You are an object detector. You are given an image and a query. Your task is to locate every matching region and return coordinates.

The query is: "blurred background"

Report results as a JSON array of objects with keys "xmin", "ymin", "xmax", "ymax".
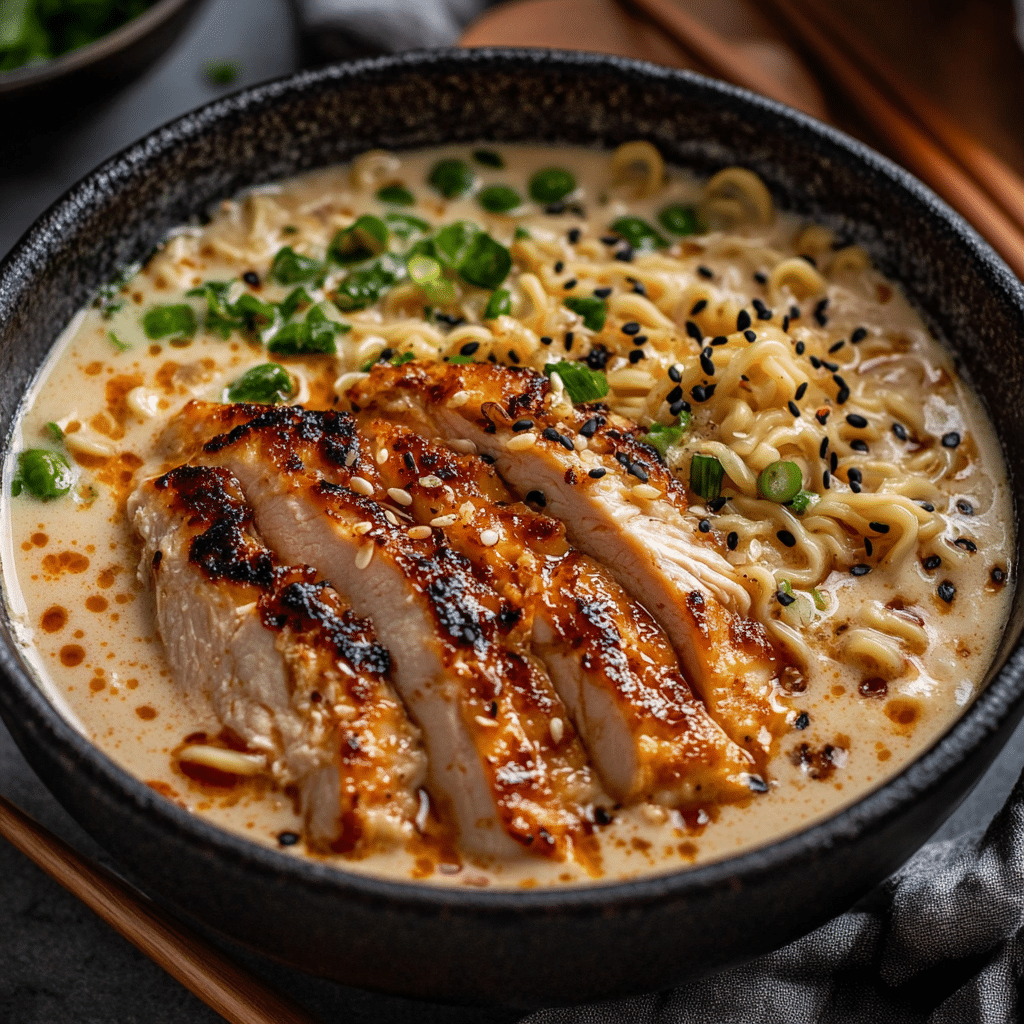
[{"xmin": 2, "ymin": 1, "xmax": 1023, "ymax": 1021}]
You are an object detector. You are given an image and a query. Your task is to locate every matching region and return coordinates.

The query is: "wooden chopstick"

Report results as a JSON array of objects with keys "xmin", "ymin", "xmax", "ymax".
[
  {"xmin": 790, "ymin": 0, "xmax": 1024, "ymax": 239},
  {"xmin": 0, "ymin": 793, "xmax": 322, "ymax": 1024},
  {"xmin": 760, "ymin": 0, "xmax": 1024, "ymax": 282}
]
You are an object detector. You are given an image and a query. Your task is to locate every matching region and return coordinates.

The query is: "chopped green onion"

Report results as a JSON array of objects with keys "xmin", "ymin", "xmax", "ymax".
[
  {"xmin": 329, "ymin": 215, "xmax": 389, "ymax": 266},
  {"xmin": 563, "ymin": 296, "xmax": 606, "ymax": 332},
  {"xmin": 609, "ymin": 216, "xmax": 668, "ymax": 250},
  {"xmin": 637, "ymin": 417, "xmax": 690, "ymax": 458},
  {"xmin": 14, "ymin": 450, "xmax": 73, "ymax": 501},
  {"xmin": 333, "ymin": 260, "xmax": 398, "ymax": 312},
  {"xmin": 266, "ymin": 306, "xmax": 345, "ymax": 356},
  {"xmin": 407, "ymin": 254, "xmax": 455, "ymax": 305},
  {"xmin": 376, "ymin": 183, "xmax": 415, "ymax": 206},
  {"xmin": 206, "ymin": 61, "xmax": 239, "ymax": 86},
  {"xmin": 433, "ymin": 221, "xmax": 479, "ymax": 270},
  {"xmin": 45, "ymin": 422, "xmax": 64, "ymax": 442},
  {"xmin": 543, "ymin": 361, "xmax": 608, "ymax": 403},
  {"xmin": 428, "ymin": 159, "xmax": 474, "ymax": 199},
  {"xmin": 391, "ymin": 351, "xmax": 416, "ymax": 366},
  {"xmin": 812, "ymin": 588, "xmax": 827, "ymax": 611},
  {"xmin": 230, "ymin": 293, "xmax": 278, "ymax": 334},
  {"xmin": 225, "ymin": 364, "xmax": 294, "ymax": 404},
  {"xmin": 657, "ymin": 204, "xmax": 700, "ymax": 236},
  {"xmin": 529, "ymin": 167, "xmax": 576, "ymax": 204},
  {"xmin": 142, "ymin": 304, "xmax": 196, "ymax": 340},
  {"xmin": 484, "ymin": 288, "xmax": 512, "ymax": 319},
  {"xmin": 478, "ymin": 185, "xmax": 521, "ymax": 213},
  {"xmin": 385, "ymin": 212, "xmax": 431, "ymax": 240},
  {"xmin": 758, "ymin": 460, "xmax": 803, "ymax": 503},
  {"xmin": 456, "ymin": 233, "xmax": 512, "ymax": 289},
  {"xmin": 690, "ymin": 454, "xmax": 725, "ymax": 501},
  {"xmin": 789, "ymin": 489, "xmax": 817, "ymax": 514},
  {"xmin": 278, "ymin": 287, "xmax": 313, "ymax": 321},
  {"xmin": 107, "ymin": 330, "xmax": 130, "ymax": 352},
  {"xmin": 447, "ymin": 354, "xmax": 475, "ymax": 365},
  {"xmin": 513, "ymin": 226, "xmax": 531, "ymax": 240},
  {"xmin": 270, "ymin": 246, "xmax": 323, "ymax": 284},
  {"xmin": 472, "ymin": 149, "xmax": 504, "ymax": 168}
]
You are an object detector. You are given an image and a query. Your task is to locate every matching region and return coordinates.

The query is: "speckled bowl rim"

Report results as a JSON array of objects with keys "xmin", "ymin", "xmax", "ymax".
[{"xmin": 2, "ymin": 48, "xmax": 1024, "ymax": 924}]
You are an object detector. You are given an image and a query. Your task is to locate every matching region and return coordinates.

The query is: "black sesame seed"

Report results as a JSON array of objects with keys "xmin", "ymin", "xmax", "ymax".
[
  {"xmin": 632, "ymin": 281, "xmax": 647, "ymax": 295},
  {"xmin": 601, "ymin": 235, "xmax": 619, "ymax": 246},
  {"xmin": 850, "ymin": 439, "xmax": 869, "ymax": 453},
  {"xmin": 924, "ymin": 555, "xmax": 942, "ymax": 570},
  {"xmin": 526, "ymin": 489, "xmax": 546, "ymax": 506},
  {"xmin": 790, "ymin": 305, "xmax": 801, "ymax": 319},
  {"xmin": 593, "ymin": 286, "xmax": 612, "ymax": 298},
  {"xmin": 727, "ymin": 531, "xmax": 739, "ymax": 550},
  {"xmin": 629, "ymin": 463, "xmax": 649, "ymax": 482},
  {"xmin": 954, "ymin": 537, "xmax": 977, "ymax": 553},
  {"xmin": 794, "ymin": 712, "xmax": 810, "ymax": 730},
  {"xmin": 540, "ymin": 335, "xmax": 553, "ymax": 345},
  {"xmin": 701, "ymin": 349, "xmax": 716, "ymax": 375},
  {"xmin": 777, "ymin": 529, "xmax": 797, "ymax": 547},
  {"xmin": 554, "ymin": 260, "xmax": 564, "ymax": 273},
  {"xmin": 814, "ymin": 297, "xmax": 829, "ymax": 326},
  {"xmin": 698, "ymin": 265, "xmax": 714, "ymax": 279},
  {"xmin": 748, "ymin": 775, "xmax": 769, "ymax": 793},
  {"xmin": 278, "ymin": 831, "xmax": 300, "ymax": 846},
  {"xmin": 801, "ymin": 254, "xmax": 817, "ymax": 266},
  {"xmin": 594, "ymin": 806, "xmax": 613, "ymax": 825},
  {"xmin": 563, "ymin": 278, "xmax": 577, "ymax": 290},
  {"xmin": 847, "ymin": 467, "xmax": 862, "ymax": 483},
  {"xmin": 851, "ymin": 564, "xmax": 871, "ymax": 576},
  {"xmin": 754, "ymin": 271, "xmax": 768, "ymax": 285},
  {"xmin": 699, "ymin": 519, "xmax": 711, "ymax": 533},
  {"xmin": 795, "ymin": 382, "xmax": 808, "ymax": 400},
  {"xmin": 691, "ymin": 299, "xmax": 708, "ymax": 315},
  {"xmin": 782, "ymin": 316, "xmax": 790, "ymax": 332},
  {"xmin": 564, "ymin": 332, "xmax": 574, "ymax": 351},
  {"xmin": 744, "ymin": 330, "xmax": 757, "ymax": 343},
  {"xmin": 512, "ymin": 419, "xmax": 534, "ymax": 432},
  {"xmin": 480, "ymin": 453, "xmax": 496, "ymax": 464},
  {"xmin": 920, "ymin": 502, "xmax": 935, "ymax": 512},
  {"xmin": 488, "ymin": 700, "xmax": 499, "ymax": 717},
  {"xmin": 615, "ymin": 247, "xmax": 634, "ymax": 262},
  {"xmin": 621, "ymin": 321, "xmax": 641, "ymax": 335},
  {"xmin": 508, "ymin": 350, "xmax": 520, "ymax": 363},
  {"xmin": 711, "ymin": 334, "xmax": 729, "ymax": 346},
  {"xmin": 580, "ymin": 416, "xmax": 601, "ymax": 438},
  {"xmin": 809, "ymin": 355, "xmax": 822, "ymax": 369},
  {"xmin": 830, "ymin": 451, "xmax": 838, "ymax": 472},
  {"xmin": 864, "ymin": 538, "xmax": 874, "ymax": 556},
  {"xmin": 957, "ymin": 500, "xmax": 974, "ymax": 515},
  {"xmin": 380, "ymin": 348, "xmax": 394, "ymax": 361},
  {"xmin": 937, "ymin": 581, "xmax": 956, "ymax": 603},
  {"xmin": 691, "ymin": 384, "xmax": 716, "ymax": 402},
  {"xmin": 836, "ymin": 387, "xmax": 851, "ymax": 405},
  {"xmin": 668, "ymin": 364, "xmax": 682, "ymax": 384},
  {"xmin": 629, "ymin": 349, "xmax": 646, "ymax": 363},
  {"xmin": 709, "ymin": 496, "xmax": 727, "ymax": 513},
  {"xmin": 829, "ymin": 340, "xmax": 846, "ymax": 354},
  {"xmin": 846, "ymin": 413, "xmax": 868, "ymax": 428},
  {"xmin": 567, "ymin": 228, "xmax": 581, "ymax": 244},
  {"xmin": 850, "ymin": 480, "xmax": 862, "ymax": 493},
  {"xmin": 669, "ymin": 400, "xmax": 688, "ymax": 416},
  {"xmin": 242, "ymin": 270, "xmax": 260, "ymax": 287},
  {"xmin": 788, "ymin": 400, "xmax": 800, "ymax": 417},
  {"xmin": 755, "ymin": 302, "xmax": 773, "ymax": 321},
  {"xmin": 819, "ymin": 437, "xmax": 829, "ymax": 458},
  {"xmin": 942, "ymin": 432, "xmax": 961, "ymax": 448},
  {"xmin": 823, "ymin": 360, "xmax": 840, "ymax": 373},
  {"xmin": 459, "ymin": 341, "xmax": 480, "ymax": 356},
  {"xmin": 795, "ymin": 341, "xmax": 805, "ymax": 355},
  {"xmin": 546, "ymin": 202, "xmax": 566, "ymax": 215},
  {"xmin": 542, "ymin": 427, "xmax": 574, "ymax": 450},
  {"xmin": 823, "ymin": 470, "xmax": 831, "ymax": 489},
  {"xmin": 737, "ymin": 309, "xmax": 752, "ymax": 331},
  {"xmin": 992, "ymin": 566, "xmax": 1007, "ymax": 585},
  {"xmin": 892, "ymin": 422, "xmax": 908, "ymax": 441},
  {"xmin": 667, "ymin": 385, "xmax": 683, "ymax": 404},
  {"xmin": 776, "ymin": 590, "xmax": 796, "ymax": 606},
  {"xmin": 851, "ymin": 327, "xmax": 867, "ymax": 343},
  {"xmin": 686, "ymin": 320, "xmax": 704, "ymax": 342},
  {"xmin": 869, "ymin": 521, "xmax": 890, "ymax": 534},
  {"xmin": 588, "ymin": 468, "xmax": 606, "ymax": 479}
]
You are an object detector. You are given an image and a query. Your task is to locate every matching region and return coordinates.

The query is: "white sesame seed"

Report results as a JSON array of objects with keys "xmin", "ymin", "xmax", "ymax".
[
  {"xmin": 643, "ymin": 803, "xmax": 668, "ymax": 825},
  {"xmin": 549, "ymin": 717, "xmax": 564, "ymax": 744},
  {"xmin": 344, "ymin": 449, "xmax": 358, "ymax": 468},
  {"xmin": 430, "ymin": 514, "xmax": 458, "ymax": 527},
  {"xmin": 383, "ymin": 509, "xmax": 400, "ymax": 526},
  {"xmin": 355, "ymin": 543, "xmax": 374, "ymax": 570},
  {"xmin": 376, "ymin": 448, "xmax": 389, "ymax": 464},
  {"xmin": 349, "ymin": 476, "xmax": 374, "ymax": 496},
  {"xmin": 479, "ymin": 529, "xmax": 500, "ymax": 547},
  {"xmin": 448, "ymin": 438, "xmax": 477, "ymax": 454},
  {"xmin": 549, "ymin": 372, "xmax": 564, "ymax": 397},
  {"xmin": 459, "ymin": 501, "xmax": 476, "ymax": 515},
  {"xmin": 573, "ymin": 435, "xmax": 588, "ymax": 451},
  {"xmin": 505, "ymin": 432, "xmax": 537, "ymax": 451},
  {"xmin": 474, "ymin": 715, "xmax": 499, "ymax": 728},
  {"xmin": 449, "ymin": 390, "xmax": 470, "ymax": 408},
  {"xmin": 407, "ymin": 525, "xmax": 433, "ymax": 540},
  {"xmin": 353, "ymin": 521, "xmax": 373, "ymax": 535},
  {"xmin": 419, "ymin": 475, "xmax": 443, "ymax": 488},
  {"xmin": 631, "ymin": 483, "xmax": 662, "ymax": 501},
  {"xmin": 387, "ymin": 486, "xmax": 413, "ymax": 506}
]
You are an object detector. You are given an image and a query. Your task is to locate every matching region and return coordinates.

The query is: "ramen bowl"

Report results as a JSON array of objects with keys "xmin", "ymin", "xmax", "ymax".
[{"xmin": 1, "ymin": 50, "xmax": 1023, "ymax": 1008}]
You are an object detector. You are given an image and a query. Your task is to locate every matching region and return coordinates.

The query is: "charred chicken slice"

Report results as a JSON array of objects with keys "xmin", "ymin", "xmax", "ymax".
[
  {"xmin": 348, "ymin": 363, "xmax": 789, "ymax": 754},
  {"xmin": 128, "ymin": 464, "xmax": 425, "ymax": 853},
  {"xmin": 167, "ymin": 401, "xmax": 606, "ymax": 865}
]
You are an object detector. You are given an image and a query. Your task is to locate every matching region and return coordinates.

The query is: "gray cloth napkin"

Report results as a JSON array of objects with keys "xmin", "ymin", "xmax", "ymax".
[{"xmin": 287, "ymin": 3, "xmax": 1024, "ymax": 1019}]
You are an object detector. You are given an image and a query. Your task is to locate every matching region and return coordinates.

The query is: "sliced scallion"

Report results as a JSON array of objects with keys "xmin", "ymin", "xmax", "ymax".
[
  {"xmin": 690, "ymin": 453, "xmax": 725, "ymax": 501},
  {"xmin": 758, "ymin": 460, "xmax": 802, "ymax": 503},
  {"xmin": 543, "ymin": 361, "xmax": 608, "ymax": 403}
]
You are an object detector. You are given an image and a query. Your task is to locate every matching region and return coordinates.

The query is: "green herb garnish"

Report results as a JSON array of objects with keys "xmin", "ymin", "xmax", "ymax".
[
  {"xmin": 225, "ymin": 364, "xmax": 294, "ymax": 404},
  {"xmin": 377, "ymin": 183, "xmax": 415, "ymax": 206},
  {"xmin": 329, "ymin": 215, "xmax": 389, "ymax": 266},
  {"xmin": 270, "ymin": 246, "xmax": 323, "ymax": 285},
  {"xmin": 267, "ymin": 306, "xmax": 346, "ymax": 356},
  {"xmin": 478, "ymin": 185, "xmax": 521, "ymax": 214},
  {"xmin": 407, "ymin": 254, "xmax": 456, "ymax": 305},
  {"xmin": 472, "ymin": 149, "xmax": 504, "ymax": 168},
  {"xmin": 484, "ymin": 288, "xmax": 512, "ymax": 319},
  {"xmin": 758, "ymin": 460, "xmax": 802, "ymax": 503},
  {"xmin": 657, "ymin": 204, "xmax": 700, "ymax": 236},
  {"xmin": 529, "ymin": 167, "xmax": 576, "ymax": 204},
  {"xmin": 447, "ymin": 354, "xmax": 475, "ymax": 364},
  {"xmin": 513, "ymin": 226, "xmax": 531, "ymax": 240},
  {"xmin": 428, "ymin": 159, "xmax": 474, "ymax": 199},
  {"xmin": 563, "ymin": 296, "xmax": 606, "ymax": 332},
  {"xmin": 457, "ymin": 233, "xmax": 512, "ymax": 289},
  {"xmin": 45, "ymin": 422, "xmax": 64, "ymax": 442},
  {"xmin": 385, "ymin": 212, "xmax": 431, "ymax": 240},
  {"xmin": 609, "ymin": 217, "xmax": 668, "ymax": 250},
  {"xmin": 789, "ymin": 489, "xmax": 817, "ymax": 513},
  {"xmin": 543, "ymin": 361, "xmax": 608, "ymax": 403},
  {"xmin": 334, "ymin": 260, "xmax": 398, "ymax": 312},
  {"xmin": 278, "ymin": 287, "xmax": 313, "ymax": 321},
  {"xmin": 638, "ymin": 418, "xmax": 690, "ymax": 458},
  {"xmin": 690, "ymin": 454, "xmax": 725, "ymax": 501},
  {"xmin": 206, "ymin": 61, "xmax": 239, "ymax": 86},
  {"xmin": 12, "ymin": 450, "xmax": 73, "ymax": 500},
  {"xmin": 108, "ymin": 330, "xmax": 130, "ymax": 352},
  {"xmin": 142, "ymin": 304, "xmax": 196, "ymax": 340}
]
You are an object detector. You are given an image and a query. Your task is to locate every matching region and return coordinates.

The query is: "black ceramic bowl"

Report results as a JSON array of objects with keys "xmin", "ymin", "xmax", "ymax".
[{"xmin": 2, "ymin": 50, "xmax": 1024, "ymax": 1009}]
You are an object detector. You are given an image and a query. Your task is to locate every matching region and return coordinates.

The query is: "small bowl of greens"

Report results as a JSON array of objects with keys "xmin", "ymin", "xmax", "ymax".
[{"xmin": 0, "ymin": 0, "xmax": 206, "ymax": 106}]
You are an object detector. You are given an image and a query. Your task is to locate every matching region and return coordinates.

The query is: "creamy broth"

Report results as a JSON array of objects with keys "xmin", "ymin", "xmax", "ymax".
[{"xmin": 1, "ymin": 145, "xmax": 1013, "ymax": 888}]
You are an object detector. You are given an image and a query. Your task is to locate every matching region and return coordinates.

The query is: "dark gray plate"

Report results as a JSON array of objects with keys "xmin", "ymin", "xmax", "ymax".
[{"xmin": 1, "ymin": 50, "xmax": 1023, "ymax": 1008}]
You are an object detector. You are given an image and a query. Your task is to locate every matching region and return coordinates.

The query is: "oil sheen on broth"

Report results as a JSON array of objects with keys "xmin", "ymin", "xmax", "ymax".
[{"xmin": 1, "ymin": 144, "xmax": 1013, "ymax": 889}]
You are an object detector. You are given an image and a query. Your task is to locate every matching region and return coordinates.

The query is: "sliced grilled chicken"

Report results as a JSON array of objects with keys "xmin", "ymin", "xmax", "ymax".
[
  {"xmin": 128, "ymin": 464, "xmax": 425, "ymax": 854},
  {"xmin": 169, "ymin": 401, "xmax": 606, "ymax": 865},
  {"xmin": 349, "ymin": 363, "xmax": 788, "ymax": 754},
  {"xmin": 363, "ymin": 417, "xmax": 762, "ymax": 804}
]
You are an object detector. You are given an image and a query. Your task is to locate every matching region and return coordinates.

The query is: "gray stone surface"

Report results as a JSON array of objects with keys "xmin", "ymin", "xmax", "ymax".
[{"xmin": 2, "ymin": 2, "xmax": 1023, "ymax": 1018}]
